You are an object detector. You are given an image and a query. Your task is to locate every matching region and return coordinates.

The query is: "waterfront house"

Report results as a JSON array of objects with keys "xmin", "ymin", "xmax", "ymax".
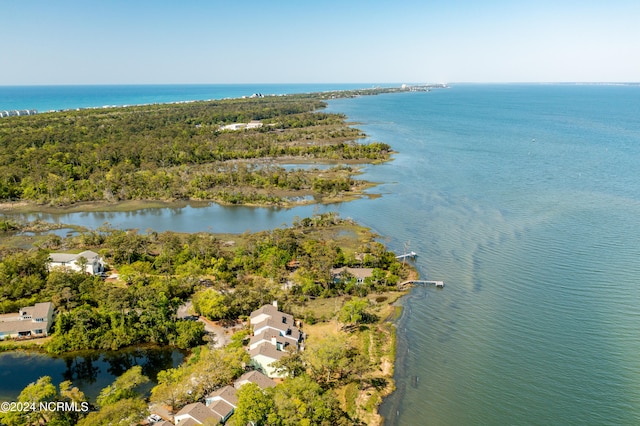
[
  {"xmin": 48, "ymin": 250, "xmax": 105, "ymax": 275},
  {"xmin": 0, "ymin": 302, "xmax": 54, "ymax": 340},
  {"xmin": 331, "ymin": 266, "xmax": 374, "ymax": 284},
  {"xmin": 251, "ymin": 303, "xmax": 300, "ymax": 346}
]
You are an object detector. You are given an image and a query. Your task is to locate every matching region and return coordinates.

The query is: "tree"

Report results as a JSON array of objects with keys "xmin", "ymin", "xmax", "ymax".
[
  {"xmin": 303, "ymin": 335, "xmax": 362, "ymax": 387},
  {"xmin": 271, "ymin": 349, "xmax": 305, "ymax": 378},
  {"xmin": 53, "ymin": 380, "xmax": 89, "ymax": 426},
  {"xmin": 0, "ymin": 376, "xmax": 57, "ymax": 426},
  {"xmin": 150, "ymin": 367, "xmax": 192, "ymax": 410},
  {"xmin": 151, "ymin": 346, "xmax": 250, "ymax": 410},
  {"xmin": 77, "ymin": 397, "xmax": 147, "ymax": 426},
  {"xmin": 231, "ymin": 383, "xmax": 275, "ymax": 426},
  {"xmin": 338, "ymin": 297, "xmax": 371, "ymax": 327},
  {"xmin": 270, "ymin": 375, "xmax": 345, "ymax": 426},
  {"xmin": 193, "ymin": 288, "xmax": 230, "ymax": 320},
  {"xmin": 96, "ymin": 366, "xmax": 149, "ymax": 407},
  {"xmin": 76, "ymin": 367, "xmax": 150, "ymax": 426},
  {"xmin": 174, "ymin": 320, "xmax": 205, "ymax": 349}
]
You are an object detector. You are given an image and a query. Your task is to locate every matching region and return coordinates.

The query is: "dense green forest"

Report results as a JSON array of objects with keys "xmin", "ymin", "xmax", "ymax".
[
  {"xmin": 0, "ymin": 213, "xmax": 407, "ymax": 425},
  {"xmin": 0, "ymin": 213, "xmax": 406, "ymax": 353},
  {"xmin": 0, "ymin": 95, "xmax": 392, "ymax": 206}
]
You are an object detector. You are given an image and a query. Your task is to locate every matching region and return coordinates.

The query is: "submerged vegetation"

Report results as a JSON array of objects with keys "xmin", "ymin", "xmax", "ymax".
[{"xmin": 0, "ymin": 94, "xmax": 393, "ymax": 207}]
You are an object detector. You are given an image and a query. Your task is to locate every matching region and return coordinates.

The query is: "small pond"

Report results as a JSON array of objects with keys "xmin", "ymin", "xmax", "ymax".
[{"xmin": 0, "ymin": 346, "xmax": 185, "ymax": 402}]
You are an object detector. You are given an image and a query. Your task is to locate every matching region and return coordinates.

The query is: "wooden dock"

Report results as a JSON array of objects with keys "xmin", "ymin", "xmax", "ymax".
[
  {"xmin": 399, "ymin": 280, "xmax": 445, "ymax": 288},
  {"xmin": 396, "ymin": 251, "xmax": 418, "ymax": 261}
]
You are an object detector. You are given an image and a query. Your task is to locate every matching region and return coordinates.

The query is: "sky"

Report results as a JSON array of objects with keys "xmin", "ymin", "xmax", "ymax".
[{"xmin": 1, "ymin": 0, "xmax": 639, "ymax": 85}]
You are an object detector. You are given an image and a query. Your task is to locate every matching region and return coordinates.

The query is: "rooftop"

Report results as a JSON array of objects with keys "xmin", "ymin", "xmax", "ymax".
[
  {"xmin": 249, "ymin": 342, "xmax": 287, "ymax": 361},
  {"xmin": 235, "ymin": 370, "xmax": 277, "ymax": 389}
]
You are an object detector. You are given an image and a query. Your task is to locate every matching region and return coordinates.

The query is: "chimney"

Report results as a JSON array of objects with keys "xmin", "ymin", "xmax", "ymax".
[{"xmin": 272, "ymin": 300, "xmax": 278, "ymax": 309}]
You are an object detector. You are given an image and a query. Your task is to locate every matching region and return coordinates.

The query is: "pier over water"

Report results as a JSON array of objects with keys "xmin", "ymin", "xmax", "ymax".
[{"xmin": 400, "ymin": 280, "xmax": 445, "ymax": 288}]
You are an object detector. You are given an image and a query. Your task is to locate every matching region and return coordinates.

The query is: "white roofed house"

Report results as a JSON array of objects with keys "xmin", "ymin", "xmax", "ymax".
[{"xmin": 48, "ymin": 250, "xmax": 105, "ymax": 275}]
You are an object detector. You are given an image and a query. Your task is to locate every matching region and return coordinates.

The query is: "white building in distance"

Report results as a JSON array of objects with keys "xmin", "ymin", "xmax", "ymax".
[{"xmin": 48, "ymin": 250, "xmax": 105, "ymax": 275}]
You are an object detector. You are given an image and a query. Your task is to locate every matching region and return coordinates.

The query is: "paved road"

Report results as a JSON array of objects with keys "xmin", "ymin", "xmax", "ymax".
[{"xmin": 176, "ymin": 300, "xmax": 233, "ymax": 348}]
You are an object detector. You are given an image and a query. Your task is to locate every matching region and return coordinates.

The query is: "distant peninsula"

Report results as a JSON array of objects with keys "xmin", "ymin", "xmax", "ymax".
[{"xmin": 0, "ymin": 86, "xmax": 442, "ymax": 211}]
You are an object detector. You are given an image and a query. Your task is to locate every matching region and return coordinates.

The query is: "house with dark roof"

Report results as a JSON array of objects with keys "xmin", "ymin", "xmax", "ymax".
[
  {"xmin": 205, "ymin": 385, "xmax": 238, "ymax": 406},
  {"xmin": 207, "ymin": 400, "xmax": 234, "ymax": 424},
  {"xmin": 0, "ymin": 302, "xmax": 54, "ymax": 340}
]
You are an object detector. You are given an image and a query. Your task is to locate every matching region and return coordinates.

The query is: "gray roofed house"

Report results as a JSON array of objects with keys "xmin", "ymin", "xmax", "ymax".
[
  {"xmin": 251, "ymin": 317, "xmax": 301, "ymax": 347},
  {"xmin": 249, "ymin": 328, "xmax": 289, "ymax": 351},
  {"xmin": 248, "ymin": 303, "xmax": 303, "ymax": 378},
  {"xmin": 250, "ymin": 303, "xmax": 293, "ymax": 326},
  {"xmin": 48, "ymin": 250, "xmax": 104, "ymax": 275},
  {"xmin": 0, "ymin": 302, "xmax": 54, "ymax": 340},
  {"xmin": 205, "ymin": 385, "xmax": 238, "ymax": 408},
  {"xmin": 174, "ymin": 402, "xmax": 220, "ymax": 425},
  {"xmin": 234, "ymin": 370, "xmax": 277, "ymax": 389},
  {"xmin": 249, "ymin": 342, "xmax": 288, "ymax": 378},
  {"xmin": 176, "ymin": 418, "xmax": 201, "ymax": 426},
  {"xmin": 207, "ymin": 400, "xmax": 234, "ymax": 423}
]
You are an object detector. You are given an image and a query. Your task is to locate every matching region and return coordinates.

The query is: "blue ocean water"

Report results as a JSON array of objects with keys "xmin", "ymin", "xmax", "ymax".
[
  {"xmin": 0, "ymin": 83, "xmax": 384, "ymax": 112},
  {"xmin": 323, "ymin": 84, "xmax": 640, "ymax": 425},
  {"xmin": 2, "ymin": 84, "xmax": 640, "ymax": 425}
]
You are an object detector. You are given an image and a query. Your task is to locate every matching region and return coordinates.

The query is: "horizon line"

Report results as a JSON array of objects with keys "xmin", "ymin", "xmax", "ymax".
[{"xmin": 2, "ymin": 81, "xmax": 640, "ymax": 88}]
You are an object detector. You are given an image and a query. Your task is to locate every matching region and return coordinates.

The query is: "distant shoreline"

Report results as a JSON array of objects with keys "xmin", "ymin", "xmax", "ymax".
[{"xmin": 0, "ymin": 83, "xmax": 447, "ymax": 114}]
